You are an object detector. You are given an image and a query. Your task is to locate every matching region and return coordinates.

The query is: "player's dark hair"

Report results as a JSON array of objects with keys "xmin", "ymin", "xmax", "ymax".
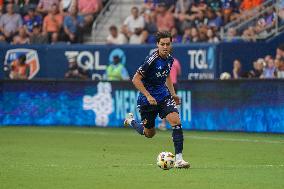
[{"xmin": 156, "ymin": 31, "xmax": 172, "ymax": 43}]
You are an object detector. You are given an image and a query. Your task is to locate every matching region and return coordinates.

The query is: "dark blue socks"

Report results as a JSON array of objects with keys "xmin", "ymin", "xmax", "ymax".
[
  {"xmin": 172, "ymin": 124, "xmax": 184, "ymax": 154},
  {"xmin": 131, "ymin": 120, "xmax": 144, "ymax": 135}
]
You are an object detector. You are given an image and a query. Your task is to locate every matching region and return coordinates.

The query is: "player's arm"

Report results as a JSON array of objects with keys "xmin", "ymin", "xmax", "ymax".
[
  {"xmin": 166, "ymin": 75, "xmax": 181, "ymax": 105},
  {"xmin": 166, "ymin": 75, "xmax": 176, "ymax": 96},
  {"xmin": 132, "ymin": 72, "xmax": 157, "ymax": 105}
]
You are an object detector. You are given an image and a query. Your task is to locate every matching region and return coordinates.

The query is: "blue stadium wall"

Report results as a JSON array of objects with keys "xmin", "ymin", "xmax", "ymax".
[
  {"xmin": 0, "ymin": 42, "xmax": 278, "ymax": 80},
  {"xmin": 0, "ymin": 80, "xmax": 284, "ymax": 133},
  {"xmin": 1, "ymin": 43, "xmax": 283, "ymax": 133}
]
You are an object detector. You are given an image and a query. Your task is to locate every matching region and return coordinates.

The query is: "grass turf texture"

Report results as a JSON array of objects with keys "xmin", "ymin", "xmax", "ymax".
[{"xmin": 0, "ymin": 127, "xmax": 284, "ymax": 189}]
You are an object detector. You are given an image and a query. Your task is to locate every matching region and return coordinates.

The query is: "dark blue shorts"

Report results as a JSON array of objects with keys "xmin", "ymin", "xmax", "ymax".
[{"xmin": 138, "ymin": 96, "xmax": 179, "ymax": 129}]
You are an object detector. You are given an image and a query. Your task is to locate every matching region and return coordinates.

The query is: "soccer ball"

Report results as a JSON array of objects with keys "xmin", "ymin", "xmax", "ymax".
[{"xmin": 157, "ymin": 152, "xmax": 175, "ymax": 170}]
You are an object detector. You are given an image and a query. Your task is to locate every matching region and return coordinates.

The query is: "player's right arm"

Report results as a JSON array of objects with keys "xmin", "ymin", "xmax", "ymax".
[{"xmin": 132, "ymin": 72, "xmax": 157, "ymax": 105}]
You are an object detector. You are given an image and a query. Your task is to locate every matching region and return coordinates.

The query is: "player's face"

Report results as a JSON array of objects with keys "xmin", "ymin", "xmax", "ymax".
[{"xmin": 157, "ymin": 38, "xmax": 172, "ymax": 58}]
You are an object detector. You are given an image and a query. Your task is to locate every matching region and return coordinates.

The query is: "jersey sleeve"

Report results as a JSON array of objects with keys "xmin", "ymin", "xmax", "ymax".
[
  {"xmin": 137, "ymin": 51, "xmax": 158, "ymax": 77},
  {"xmin": 137, "ymin": 60, "xmax": 150, "ymax": 78}
]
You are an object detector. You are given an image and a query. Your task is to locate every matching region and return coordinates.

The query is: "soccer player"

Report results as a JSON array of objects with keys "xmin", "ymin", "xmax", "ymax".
[{"xmin": 124, "ymin": 31, "xmax": 190, "ymax": 168}]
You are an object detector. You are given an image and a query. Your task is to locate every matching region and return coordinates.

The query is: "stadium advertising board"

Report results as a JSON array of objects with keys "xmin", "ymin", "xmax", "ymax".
[
  {"xmin": 0, "ymin": 44, "xmax": 217, "ymax": 80},
  {"xmin": 1, "ymin": 80, "xmax": 283, "ymax": 133}
]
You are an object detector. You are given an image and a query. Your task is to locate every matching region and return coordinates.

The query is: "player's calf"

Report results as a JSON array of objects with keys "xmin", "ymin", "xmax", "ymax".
[{"xmin": 124, "ymin": 113, "xmax": 144, "ymax": 135}]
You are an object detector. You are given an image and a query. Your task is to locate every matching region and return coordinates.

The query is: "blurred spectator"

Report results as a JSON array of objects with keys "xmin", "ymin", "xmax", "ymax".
[
  {"xmin": 42, "ymin": 3, "xmax": 63, "ymax": 43},
  {"xmin": 129, "ymin": 28, "xmax": 147, "ymax": 44},
  {"xmin": 9, "ymin": 54, "xmax": 30, "ymax": 80},
  {"xmin": 155, "ymin": 3, "xmax": 175, "ymax": 32},
  {"xmin": 248, "ymin": 59, "xmax": 264, "ymax": 78},
  {"xmin": 156, "ymin": 0, "xmax": 176, "ymax": 9},
  {"xmin": 276, "ymin": 58, "xmax": 284, "ymax": 78},
  {"xmin": 242, "ymin": 26, "xmax": 256, "ymax": 42},
  {"xmin": 23, "ymin": 7, "xmax": 42, "ymax": 35},
  {"xmin": 224, "ymin": 27, "xmax": 239, "ymax": 42},
  {"xmin": 29, "ymin": 22, "xmax": 48, "ymax": 44},
  {"xmin": 207, "ymin": 27, "xmax": 219, "ymax": 43},
  {"xmin": 174, "ymin": 1, "xmax": 195, "ymax": 33},
  {"xmin": 240, "ymin": 0, "xmax": 262, "ymax": 12},
  {"xmin": 206, "ymin": 8, "xmax": 222, "ymax": 29},
  {"xmin": 12, "ymin": 26, "xmax": 30, "ymax": 44},
  {"xmin": 278, "ymin": 0, "xmax": 284, "ymax": 23},
  {"xmin": 275, "ymin": 44, "xmax": 284, "ymax": 78},
  {"xmin": 122, "ymin": 6, "xmax": 147, "ymax": 44},
  {"xmin": 144, "ymin": 12, "xmax": 157, "ymax": 43},
  {"xmin": 265, "ymin": 7, "xmax": 276, "ymax": 27},
  {"xmin": 191, "ymin": 0, "xmax": 207, "ymax": 13},
  {"xmin": 232, "ymin": 59, "xmax": 243, "ymax": 79},
  {"xmin": 106, "ymin": 25, "xmax": 127, "ymax": 45},
  {"xmin": 171, "ymin": 27, "xmax": 182, "ymax": 43},
  {"xmin": 190, "ymin": 27, "xmax": 200, "ymax": 42},
  {"xmin": 78, "ymin": 0, "xmax": 102, "ymax": 28},
  {"xmin": 207, "ymin": 0, "xmax": 221, "ymax": 12},
  {"xmin": 142, "ymin": 0, "xmax": 156, "ymax": 15},
  {"xmin": 0, "ymin": 33, "xmax": 6, "ymax": 44},
  {"xmin": 105, "ymin": 55, "xmax": 129, "ymax": 81},
  {"xmin": 181, "ymin": 27, "xmax": 191, "ymax": 43},
  {"xmin": 199, "ymin": 28, "xmax": 208, "ymax": 42},
  {"xmin": 37, "ymin": 0, "xmax": 59, "ymax": 15},
  {"xmin": 170, "ymin": 58, "xmax": 181, "ymax": 88},
  {"xmin": 276, "ymin": 43, "xmax": 284, "ymax": 60},
  {"xmin": 65, "ymin": 57, "xmax": 90, "ymax": 79},
  {"xmin": 261, "ymin": 57, "xmax": 276, "ymax": 78},
  {"xmin": 221, "ymin": 0, "xmax": 237, "ymax": 24},
  {"xmin": 63, "ymin": 6, "xmax": 84, "ymax": 43},
  {"xmin": 60, "ymin": 0, "xmax": 77, "ymax": 13},
  {"xmin": 193, "ymin": 10, "xmax": 207, "ymax": 28},
  {"xmin": 13, "ymin": 0, "xmax": 31, "ymax": 15},
  {"xmin": 0, "ymin": 3, "xmax": 23, "ymax": 42},
  {"xmin": 0, "ymin": 0, "xmax": 3, "ymax": 11},
  {"xmin": 174, "ymin": 0, "xmax": 192, "ymax": 15}
]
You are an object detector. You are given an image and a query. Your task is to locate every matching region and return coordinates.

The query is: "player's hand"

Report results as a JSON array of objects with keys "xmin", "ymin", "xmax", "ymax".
[
  {"xmin": 173, "ymin": 94, "xmax": 181, "ymax": 105},
  {"xmin": 146, "ymin": 95, "xmax": 157, "ymax": 105}
]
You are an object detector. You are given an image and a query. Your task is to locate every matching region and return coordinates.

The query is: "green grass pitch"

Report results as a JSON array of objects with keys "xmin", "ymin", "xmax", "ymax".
[{"xmin": 0, "ymin": 126, "xmax": 284, "ymax": 189}]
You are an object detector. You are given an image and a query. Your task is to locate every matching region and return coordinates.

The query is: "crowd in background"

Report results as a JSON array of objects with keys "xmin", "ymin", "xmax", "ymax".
[
  {"xmin": 107, "ymin": 0, "xmax": 284, "ymax": 45},
  {"xmin": 0, "ymin": 0, "xmax": 283, "ymax": 45},
  {"xmin": 219, "ymin": 43, "xmax": 284, "ymax": 79},
  {"xmin": 0, "ymin": 0, "xmax": 105, "ymax": 44},
  {"xmin": 1, "ymin": 0, "xmax": 284, "ymax": 81}
]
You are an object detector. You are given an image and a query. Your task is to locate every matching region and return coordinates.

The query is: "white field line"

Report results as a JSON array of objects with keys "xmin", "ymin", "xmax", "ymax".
[
  {"xmin": 13, "ymin": 128, "xmax": 284, "ymax": 145},
  {"xmin": 6, "ymin": 162, "xmax": 284, "ymax": 169}
]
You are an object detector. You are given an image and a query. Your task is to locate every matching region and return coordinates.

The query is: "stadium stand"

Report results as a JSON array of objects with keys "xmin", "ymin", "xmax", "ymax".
[
  {"xmin": 0, "ymin": 0, "xmax": 283, "ymax": 44},
  {"xmin": 91, "ymin": 0, "xmax": 284, "ymax": 44},
  {"xmin": 0, "ymin": 0, "xmax": 108, "ymax": 44}
]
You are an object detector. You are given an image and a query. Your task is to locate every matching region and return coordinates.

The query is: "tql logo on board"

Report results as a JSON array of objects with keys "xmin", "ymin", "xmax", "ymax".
[
  {"xmin": 65, "ymin": 48, "xmax": 126, "ymax": 80},
  {"xmin": 188, "ymin": 47, "xmax": 214, "ymax": 70},
  {"xmin": 187, "ymin": 47, "xmax": 215, "ymax": 79},
  {"xmin": 4, "ymin": 49, "xmax": 40, "ymax": 79}
]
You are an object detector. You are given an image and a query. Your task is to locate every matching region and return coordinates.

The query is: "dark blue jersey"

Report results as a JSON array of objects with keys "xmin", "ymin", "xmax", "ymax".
[{"xmin": 137, "ymin": 50, "xmax": 174, "ymax": 106}]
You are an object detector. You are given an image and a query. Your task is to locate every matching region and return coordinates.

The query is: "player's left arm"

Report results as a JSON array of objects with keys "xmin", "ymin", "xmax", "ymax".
[{"xmin": 166, "ymin": 75, "xmax": 181, "ymax": 105}]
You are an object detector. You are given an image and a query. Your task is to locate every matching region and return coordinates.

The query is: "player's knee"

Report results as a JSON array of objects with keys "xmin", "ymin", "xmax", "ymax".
[
  {"xmin": 170, "ymin": 120, "xmax": 181, "ymax": 127},
  {"xmin": 166, "ymin": 113, "xmax": 181, "ymax": 126},
  {"xmin": 144, "ymin": 129, "xmax": 156, "ymax": 138},
  {"xmin": 145, "ymin": 132, "xmax": 155, "ymax": 138}
]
